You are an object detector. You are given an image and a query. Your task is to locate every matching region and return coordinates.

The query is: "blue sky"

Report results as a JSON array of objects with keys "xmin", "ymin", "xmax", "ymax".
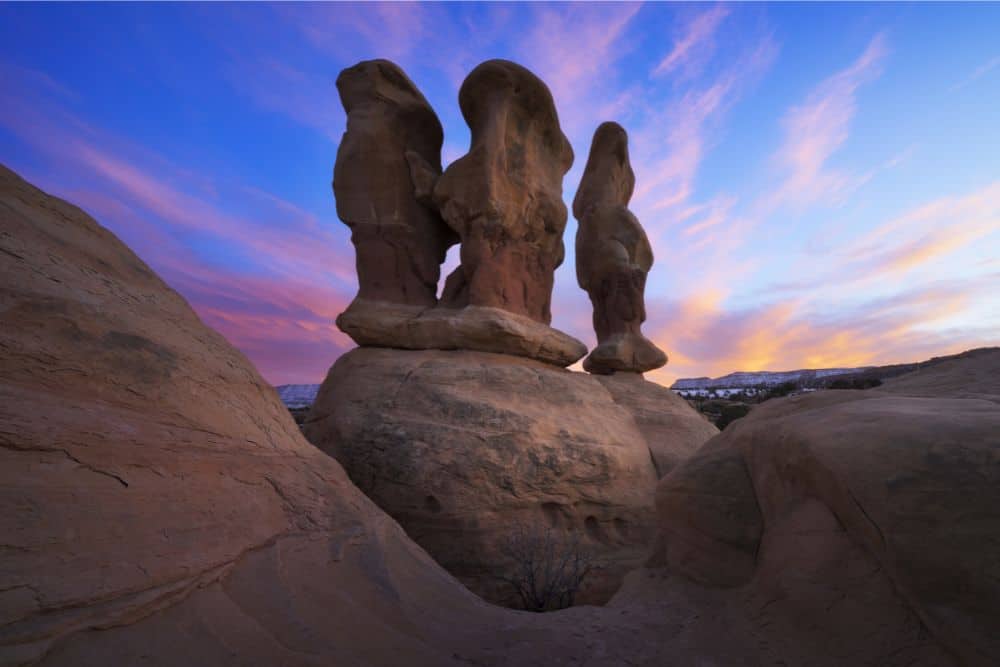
[{"xmin": 1, "ymin": 2, "xmax": 997, "ymax": 385}]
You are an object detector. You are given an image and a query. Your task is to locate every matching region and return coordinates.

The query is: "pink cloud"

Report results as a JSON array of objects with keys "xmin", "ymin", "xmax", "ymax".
[
  {"xmin": 515, "ymin": 2, "xmax": 643, "ymax": 137},
  {"xmin": 644, "ymin": 274, "xmax": 997, "ymax": 386},
  {"xmin": 0, "ymin": 69, "xmax": 357, "ymax": 385},
  {"xmin": 766, "ymin": 33, "xmax": 888, "ymax": 209},
  {"xmin": 652, "ymin": 5, "xmax": 730, "ymax": 80}
]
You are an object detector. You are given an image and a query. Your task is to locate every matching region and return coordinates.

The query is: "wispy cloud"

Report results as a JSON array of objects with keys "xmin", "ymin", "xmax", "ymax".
[
  {"xmin": 0, "ymin": 65, "xmax": 356, "ymax": 383},
  {"xmin": 651, "ymin": 5, "xmax": 730, "ymax": 81},
  {"xmin": 950, "ymin": 54, "xmax": 1000, "ymax": 92},
  {"xmin": 757, "ymin": 180, "xmax": 1000, "ymax": 297},
  {"xmin": 516, "ymin": 2, "xmax": 643, "ymax": 137},
  {"xmin": 646, "ymin": 273, "xmax": 997, "ymax": 385},
  {"xmin": 766, "ymin": 33, "xmax": 888, "ymax": 210}
]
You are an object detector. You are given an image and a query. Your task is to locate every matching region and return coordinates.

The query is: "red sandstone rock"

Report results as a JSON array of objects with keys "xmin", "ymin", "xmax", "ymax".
[
  {"xmin": 333, "ymin": 59, "xmax": 456, "ymax": 310},
  {"xmin": 653, "ymin": 348, "xmax": 1000, "ymax": 666},
  {"xmin": 431, "ymin": 60, "xmax": 574, "ymax": 324},
  {"xmin": 302, "ymin": 347, "xmax": 713, "ymax": 607},
  {"xmin": 574, "ymin": 122, "xmax": 666, "ymax": 374}
]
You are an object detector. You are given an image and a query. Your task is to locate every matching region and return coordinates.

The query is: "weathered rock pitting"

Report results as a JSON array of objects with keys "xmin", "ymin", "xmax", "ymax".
[
  {"xmin": 334, "ymin": 59, "xmax": 456, "ymax": 312},
  {"xmin": 301, "ymin": 347, "xmax": 714, "ymax": 607},
  {"xmin": 431, "ymin": 59, "xmax": 575, "ymax": 324},
  {"xmin": 574, "ymin": 121, "xmax": 666, "ymax": 374}
]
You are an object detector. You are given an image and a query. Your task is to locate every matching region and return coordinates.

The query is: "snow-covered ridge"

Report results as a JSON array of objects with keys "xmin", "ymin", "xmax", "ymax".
[
  {"xmin": 671, "ymin": 367, "xmax": 871, "ymax": 391},
  {"xmin": 276, "ymin": 384, "xmax": 320, "ymax": 409}
]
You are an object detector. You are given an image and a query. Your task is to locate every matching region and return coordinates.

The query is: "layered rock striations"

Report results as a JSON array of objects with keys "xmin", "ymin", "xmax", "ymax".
[
  {"xmin": 653, "ymin": 347, "xmax": 1000, "ymax": 666},
  {"xmin": 335, "ymin": 59, "xmax": 586, "ymax": 367},
  {"xmin": 0, "ymin": 164, "xmax": 505, "ymax": 666},
  {"xmin": 333, "ymin": 59, "xmax": 456, "ymax": 311},
  {"xmin": 574, "ymin": 122, "xmax": 667, "ymax": 374},
  {"xmin": 432, "ymin": 60, "xmax": 575, "ymax": 323}
]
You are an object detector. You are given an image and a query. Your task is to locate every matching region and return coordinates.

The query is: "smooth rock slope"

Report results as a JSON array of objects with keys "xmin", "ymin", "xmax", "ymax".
[
  {"xmin": 655, "ymin": 347, "xmax": 1000, "ymax": 666},
  {"xmin": 0, "ymin": 164, "xmax": 503, "ymax": 665}
]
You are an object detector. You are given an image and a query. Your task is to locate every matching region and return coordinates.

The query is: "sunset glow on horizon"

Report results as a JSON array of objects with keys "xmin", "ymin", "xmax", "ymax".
[{"xmin": 1, "ymin": 2, "xmax": 997, "ymax": 386}]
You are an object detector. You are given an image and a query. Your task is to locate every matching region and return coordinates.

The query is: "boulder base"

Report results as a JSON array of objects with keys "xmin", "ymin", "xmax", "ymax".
[
  {"xmin": 335, "ymin": 298, "xmax": 588, "ymax": 367},
  {"xmin": 302, "ymin": 347, "xmax": 714, "ymax": 606}
]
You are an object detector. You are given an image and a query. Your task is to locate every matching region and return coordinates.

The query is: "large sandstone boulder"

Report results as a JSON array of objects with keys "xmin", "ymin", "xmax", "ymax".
[
  {"xmin": 333, "ymin": 59, "xmax": 456, "ymax": 310},
  {"xmin": 653, "ymin": 347, "xmax": 1000, "ymax": 666},
  {"xmin": 301, "ymin": 347, "xmax": 715, "ymax": 606},
  {"xmin": 574, "ymin": 122, "xmax": 666, "ymax": 375}
]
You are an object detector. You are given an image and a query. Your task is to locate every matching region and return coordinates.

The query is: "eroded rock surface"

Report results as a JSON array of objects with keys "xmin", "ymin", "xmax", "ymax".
[
  {"xmin": 431, "ymin": 59, "xmax": 574, "ymax": 324},
  {"xmin": 336, "ymin": 299, "xmax": 587, "ymax": 367},
  {"xmin": 654, "ymin": 347, "xmax": 1000, "ymax": 666},
  {"xmin": 573, "ymin": 122, "xmax": 666, "ymax": 374},
  {"xmin": 333, "ymin": 59, "xmax": 456, "ymax": 311},
  {"xmin": 0, "ymin": 164, "xmax": 504, "ymax": 666},
  {"xmin": 301, "ymin": 347, "xmax": 713, "ymax": 606},
  {"xmin": 0, "ymin": 163, "xmax": 981, "ymax": 667}
]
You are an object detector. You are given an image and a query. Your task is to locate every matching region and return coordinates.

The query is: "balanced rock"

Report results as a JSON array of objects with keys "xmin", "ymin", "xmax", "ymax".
[
  {"xmin": 333, "ymin": 59, "xmax": 456, "ymax": 317},
  {"xmin": 574, "ymin": 122, "xmax": 667, "ymax": 374},
  {"xmin": 302, "ymin": 347, "xmax": 716, "ymax": 607},
  {"xmin": 336, "ymin": 300, "xmax": 587, "ymax": 367},
  {"xmin": 653, "ymin": 348, "xmax": 1000, "ymax": 666},
  {"xmin": 431, "ymin": 60, "xmax": 575, "ymax": 324}
]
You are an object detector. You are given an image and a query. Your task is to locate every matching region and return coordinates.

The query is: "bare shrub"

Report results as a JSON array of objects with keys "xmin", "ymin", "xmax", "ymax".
[{"xmin": 497, "ymin": 524, "xmax": 596, "ymax": 612}]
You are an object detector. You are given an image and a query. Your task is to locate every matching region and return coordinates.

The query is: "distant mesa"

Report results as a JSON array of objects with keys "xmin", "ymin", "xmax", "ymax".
[{"xmin": 574, "ymin": 121, "xmax": 667, "ymax": 375}]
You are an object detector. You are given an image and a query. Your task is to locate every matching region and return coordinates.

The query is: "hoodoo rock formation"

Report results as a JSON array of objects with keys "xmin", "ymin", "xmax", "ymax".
[
  {"xmin": 332, "ymin": 59, "xmax": 456, "ymax": 313},
  {"xmin": 335, "ymin": 58, "xmax": 586, "ymax": 368},
  {"xmin": 3, "ymin": 164, "xmax": 997, "ymax": 666},
  {"xmin": 433, "ymin": 59, "xmax": 575, "ymax": 323},
  {"xmin": 313, "ymin": 61, "xmax": 710, "ymax": 608},
  {"xmin": 574, "ymin": 122, "xmax": 667, "ymax": 374}
]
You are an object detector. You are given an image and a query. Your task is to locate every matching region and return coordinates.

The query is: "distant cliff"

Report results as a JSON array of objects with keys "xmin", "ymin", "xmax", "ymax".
[{"xmin": 671, "ymin": 349, "xmax": 996, "ymax": 394}]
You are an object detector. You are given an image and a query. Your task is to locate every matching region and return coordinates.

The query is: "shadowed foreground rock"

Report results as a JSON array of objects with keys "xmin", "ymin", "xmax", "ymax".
[
  {"xmin": 1, "ymin": 164, "xmax": 987, "ymax": 666},
  {"xmin": 333, "ymin": 59, "xmax": 456, "ymax": 310},
  {"xmin": 655, "ymin": 347, "xmax": 1000, "ymax": 666},
  {"xmin": 574, "ymin": 122, "xmax": 666, "ymax": 374},
  {"xmin": 301, "ymin": 348, "xmax": 715, "ymax": 606}
]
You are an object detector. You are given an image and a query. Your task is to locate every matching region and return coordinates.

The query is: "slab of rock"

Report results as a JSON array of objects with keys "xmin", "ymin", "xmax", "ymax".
[
  {"xmin": 0, "ymin": 163, "xmax": 508, "ymax": 666},
  {"xmin": 334, "ymin": 59, "xmax": 456, "ymax": 309},
  {"xmin": 302, "ymin": 347, "xmax": 714, "ymax": 607},
  {"xmin": 430, "ymin": 60, "xmax": 574, "ymax": 324},
  {"xmin": 573, "ymin": 121, "xmax": 666, "ymax": 374},
  {"xmin": 336, "ymin": 298, "xmax": 587, "ymax": 367},
  {"xmin": 653, "ymin": 347, "xmax": 1000, "ymax": 666}
]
